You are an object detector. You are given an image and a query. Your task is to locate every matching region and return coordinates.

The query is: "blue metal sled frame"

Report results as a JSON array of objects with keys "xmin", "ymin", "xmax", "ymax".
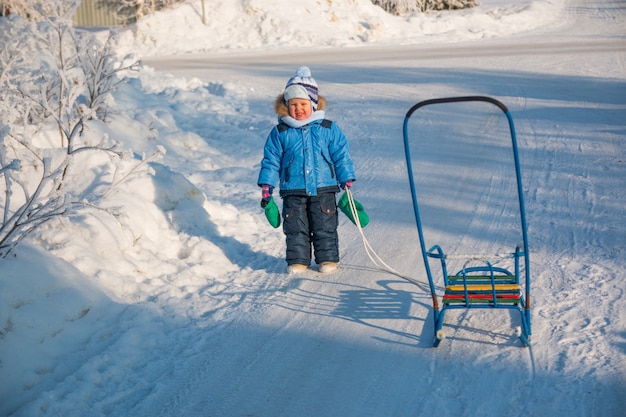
[{"xmin": 402, "ymin": 96, "xmax": 532, "ymax": 347}]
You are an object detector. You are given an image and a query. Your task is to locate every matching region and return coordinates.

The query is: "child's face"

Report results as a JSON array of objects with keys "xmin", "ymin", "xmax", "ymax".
[{"xmin": 288, "ymin": 98, "xmax": 312, "ymax": 120}]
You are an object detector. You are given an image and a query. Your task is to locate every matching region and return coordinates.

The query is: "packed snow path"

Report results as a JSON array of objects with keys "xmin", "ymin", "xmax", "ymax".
[
  {"xmin": 135, "ymin": 2, "xmax": 626, "ymax": 416},
  {"xmin": 2, "ymin": 0, "xmax": 625, "ymax": 416}
]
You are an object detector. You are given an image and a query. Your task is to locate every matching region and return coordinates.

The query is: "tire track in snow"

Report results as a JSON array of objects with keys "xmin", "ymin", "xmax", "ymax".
[
  {"xmin": 147, "ymin": 38, "xmax": 626, "ymax": 72},
  {"xmin": 136, "ymin": 2, "xmax": 626, "ymax": 415}
]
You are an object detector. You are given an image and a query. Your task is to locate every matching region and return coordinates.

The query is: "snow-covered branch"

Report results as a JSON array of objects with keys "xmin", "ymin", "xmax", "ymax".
[
  {"xmin": 0, "ymin": 8, "xmax": 151, "ymax": 258},
  {"xmin": 371, "ymin": 0, "xmax": 478, "ymax": 15}
]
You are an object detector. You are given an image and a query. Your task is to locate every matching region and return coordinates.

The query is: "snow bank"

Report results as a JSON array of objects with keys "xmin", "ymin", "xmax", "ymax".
[{"xmin": 113, "ymin": 0, "xmax": 562, "ymax": 58}]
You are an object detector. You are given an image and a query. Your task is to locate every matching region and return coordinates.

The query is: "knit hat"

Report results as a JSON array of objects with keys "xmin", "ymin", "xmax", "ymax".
[{"xmin": 284, "ymin": 66, "xmax": 319, "ymax": 110}]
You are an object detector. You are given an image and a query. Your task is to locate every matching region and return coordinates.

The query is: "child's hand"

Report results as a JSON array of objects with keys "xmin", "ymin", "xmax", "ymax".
[
  {"xmin": 261, "ymin": 184, "xmax": 273, "ymax": 207},
  {"xmin": 340, "ymin": 180, "xmax": 353, "ymax": 190}
]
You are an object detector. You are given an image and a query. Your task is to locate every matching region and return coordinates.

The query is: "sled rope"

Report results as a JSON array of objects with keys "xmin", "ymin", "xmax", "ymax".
[{"xmin": 345, "ymin": 189, "xmax": 443, "ymax": 293}]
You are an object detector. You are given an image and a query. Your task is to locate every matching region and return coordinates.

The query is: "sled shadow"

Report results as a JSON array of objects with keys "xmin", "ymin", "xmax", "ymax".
[
  {"xmin": 332, "ymin": 287, "xmax": 413, "ymax": 320},
  {"xmin": 329, "ymin": 281, "xmax": 432, "ymax": 348},
  {"xmin": 272, "ymin": 276, "xmax": 435, "ymax": 348}
]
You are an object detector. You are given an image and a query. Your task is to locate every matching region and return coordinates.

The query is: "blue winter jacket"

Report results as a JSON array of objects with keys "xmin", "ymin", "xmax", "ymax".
[{"xmin": 258, "ymin": 97, "xmax": 355, "ymax": 197}]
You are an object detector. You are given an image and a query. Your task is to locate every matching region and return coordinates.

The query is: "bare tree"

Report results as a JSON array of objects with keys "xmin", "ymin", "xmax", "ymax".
[{"xmin": 0, "ymin": 4, "xmax": 156, "ymax": 258}]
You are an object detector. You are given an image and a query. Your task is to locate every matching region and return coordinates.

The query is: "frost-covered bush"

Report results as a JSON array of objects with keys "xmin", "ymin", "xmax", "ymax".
[
  {"xmin": 0, "ymin": 0, "xmax": 80, "ymax": 21},
  {"xmin": 0, "ymin": 5, "xmax": 147, "ymax": 258},
  {"xmin": 371, "ymin": 0, "xmax": 478, "ymax": 15},
  {"xmin": 1, "ymin": 1, "xmax": 188, "ymax": 25}
]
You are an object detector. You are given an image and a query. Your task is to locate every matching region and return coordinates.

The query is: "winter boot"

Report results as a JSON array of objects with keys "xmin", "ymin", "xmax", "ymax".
[
  {"xmin": 288, "ymin": 264, "xmax": 308, "ymax": 274},
  {"xmin": 319, "ymin": 262, "xmax": 338, "ymax": 274}
]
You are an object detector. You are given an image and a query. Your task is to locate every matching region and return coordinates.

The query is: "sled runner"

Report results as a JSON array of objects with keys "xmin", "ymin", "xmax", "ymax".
[{"xmin": 402, "ymin": 96, "xmax": 532, "ymax": 347}]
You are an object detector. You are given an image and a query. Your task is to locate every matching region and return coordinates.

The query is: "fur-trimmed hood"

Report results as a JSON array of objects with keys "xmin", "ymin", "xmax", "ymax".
[{"xmin": 274, "ymin": 94, "xmax": 327, "ymax": 117}]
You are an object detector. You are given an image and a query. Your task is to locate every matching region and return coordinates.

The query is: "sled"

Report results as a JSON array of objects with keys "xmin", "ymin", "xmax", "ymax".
[{"xmin": 402, "ymin": 96, "xmax": 532, "ymax": 347}]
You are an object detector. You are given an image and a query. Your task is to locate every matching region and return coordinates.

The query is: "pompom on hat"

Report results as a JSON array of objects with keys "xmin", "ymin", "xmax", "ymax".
[{"xmin": 284, "ymin": 66, "xmax": 319, "ymax": 110}]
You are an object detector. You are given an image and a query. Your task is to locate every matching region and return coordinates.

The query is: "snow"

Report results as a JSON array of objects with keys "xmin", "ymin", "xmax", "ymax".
[
  {"xmin": 1, "ymin": 0, "xmax": 625, "ymax": 416},
  {"xmin": 112, "ymin": 0, "xmax": 563, "ymax": 57}
]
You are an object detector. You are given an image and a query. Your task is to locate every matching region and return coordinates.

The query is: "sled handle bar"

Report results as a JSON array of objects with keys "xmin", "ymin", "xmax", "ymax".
[{"xmin": 405, "ymin": 95, "xmax": 508, "ymax": 119}]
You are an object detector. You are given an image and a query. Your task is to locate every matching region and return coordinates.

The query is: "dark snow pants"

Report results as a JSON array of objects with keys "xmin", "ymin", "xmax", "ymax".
[{"xmin": 282, "ymin": 192, "xmax": 339, "ymax": 266}]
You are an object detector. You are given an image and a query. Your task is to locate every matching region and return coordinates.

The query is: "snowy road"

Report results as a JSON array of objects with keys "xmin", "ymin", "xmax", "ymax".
[
  {"xmin": 146, "ymin": 36, "xmax": 626, "ymax": 70},
  {"xmin": 3, "ymin": 0, "xmax": 623, "ymax": 416},
  {"xmin": 134, "ymin": 1, "xmax": 626, "ymax": 416}
]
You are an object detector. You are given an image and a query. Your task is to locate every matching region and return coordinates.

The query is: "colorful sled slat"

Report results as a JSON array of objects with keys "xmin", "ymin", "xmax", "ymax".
[
  {"xmin": 443, "ymin": 293, "xmax": 520, "ymax": 299},
  {"xmin": 443, "ymin": 293, "xmax": 521, "ymax": 305},
  {"xmin": 445, "ymin": 284, "xmax": 520, "ymax": 292},
  {"xmin": 443, "ymin": 300, "xmax": 520, "ymax": 305},
  {"xmin": 447, "ymin": 275, "xmax": 517, "ymax": 284}
]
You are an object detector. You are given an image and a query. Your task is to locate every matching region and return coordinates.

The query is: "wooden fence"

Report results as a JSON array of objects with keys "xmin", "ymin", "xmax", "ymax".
[{"xmin": 72, "ymin": 0, "xmax": 134, "ymax": 27}]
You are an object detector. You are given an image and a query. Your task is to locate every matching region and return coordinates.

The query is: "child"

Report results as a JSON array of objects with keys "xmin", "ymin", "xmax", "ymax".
[{"xmin": 257, "ymin": 66, "xmax": 356, "ymax": 274}]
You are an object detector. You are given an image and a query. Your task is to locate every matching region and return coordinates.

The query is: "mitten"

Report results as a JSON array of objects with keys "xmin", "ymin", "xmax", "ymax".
[
  {"xmin": 261, "ymin": 196, "xmax": 281, "ymax": 228},
  {"xmin": 340, "ymin": 180, "xmax": 353, "ymax": 190},
  {"xmin": 337, "ymin": 191, "xmax": 369, "ymax": 227}
]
